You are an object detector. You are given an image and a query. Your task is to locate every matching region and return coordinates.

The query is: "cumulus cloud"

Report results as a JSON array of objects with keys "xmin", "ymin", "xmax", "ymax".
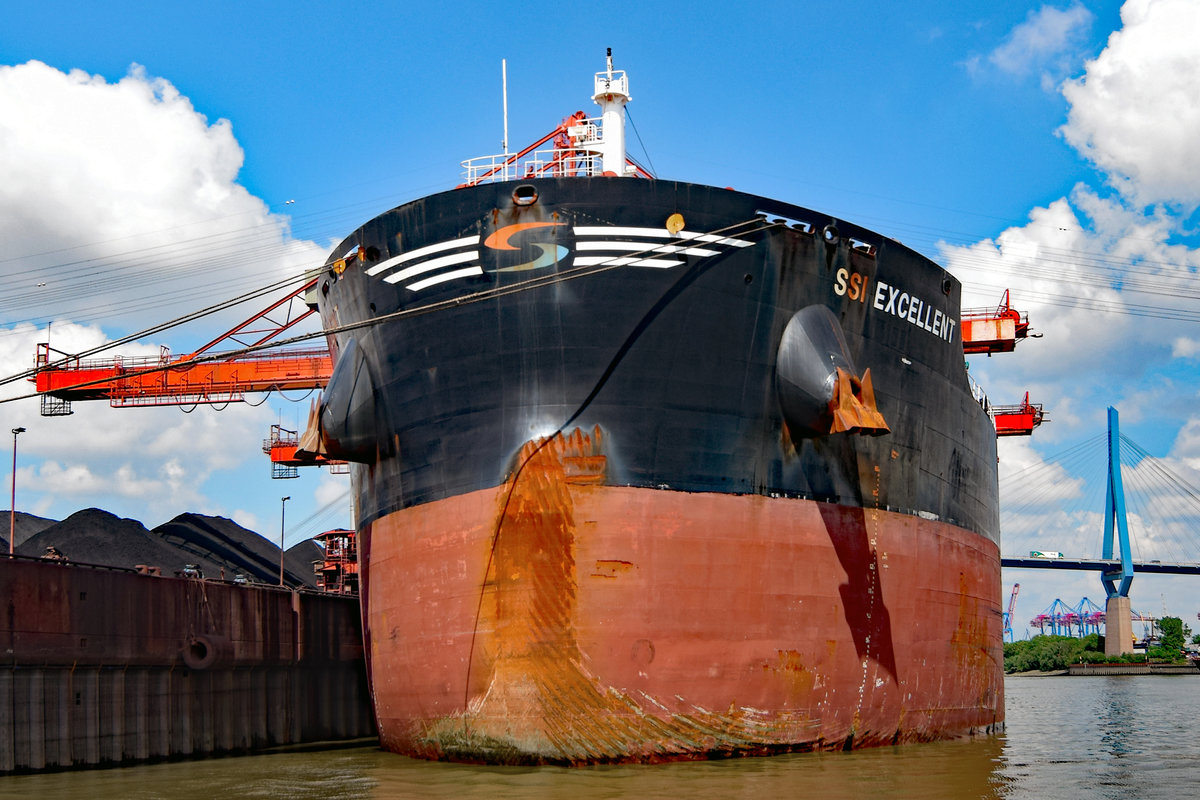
[
  {"xmin": 0, "ymin": 60, "xmax": 326, "ymax": 334},
  {"xmin": 2, "ymin": 322, "xmax": 277, "ymax": 524},
  {"xmin": 946, "ymin": 179, "xmax": 1200, "ymax": 440},
  {"xmin": 1169, "ymin": 419, "xmax": 1200, "ymax": 463},
  {"xmin": 1171, "ymin": 338, "xmax": 1200, "ymax": 359},
  {"xmin": 1059, "ymin": 0, "xmax": 1200, "ymax": 208}
]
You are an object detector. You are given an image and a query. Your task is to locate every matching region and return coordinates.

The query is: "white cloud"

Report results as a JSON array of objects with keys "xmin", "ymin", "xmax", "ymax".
[
  {"xmin": 315, "ymin": 474, "xmax": 351, "ymax": 509},
  {"xmin": 974, "ymin": 3, "xmax": 1094, "ymax": 86},
  {"xmin": 1059, "ymin": 0, "xmax": 1200, "ymax": 207},
  {"xmin": 0, "ymin": 60, "xmax": 326, "ymax": 334},
  {"xmin": 1171, "ymin": 338, "xmax": 1200, "ymax": 359},
  {"xmin": 231, "ymin": 509, "xmax": 261, "ymax": 533}
]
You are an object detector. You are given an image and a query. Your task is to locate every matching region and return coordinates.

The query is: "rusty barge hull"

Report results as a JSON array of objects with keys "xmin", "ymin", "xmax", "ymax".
[
  {"xmin": 0, "ymin": 558, "xmax": 374, "ymax": 773},
  {"xmin": 314, "ymin": 176, "xmax": 1003, "ymax": 763}
]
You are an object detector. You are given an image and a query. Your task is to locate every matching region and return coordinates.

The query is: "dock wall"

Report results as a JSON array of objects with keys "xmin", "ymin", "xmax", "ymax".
[
  {"xmin": 1066, "ymin": 662, "xmax": 1200, "ymax": 676},
  {"xmin": 1, "ymin": 558, "xmax": 375, "ymax": 773}
]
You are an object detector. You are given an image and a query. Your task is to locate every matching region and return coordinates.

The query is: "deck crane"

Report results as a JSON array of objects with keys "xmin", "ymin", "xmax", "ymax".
[
  {"xmin": 30, "ymin": 277, "xmax": 343, "ymax": 476},
  {"xmin": 263, "ymin": 423, "xmax": 347, "ymax": 479}
]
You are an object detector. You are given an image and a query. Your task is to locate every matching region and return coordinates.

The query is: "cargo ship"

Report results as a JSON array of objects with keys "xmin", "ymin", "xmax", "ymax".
[{"xmin": 309, "ymin": 53, "xmax": 1003, "ymax": 764}]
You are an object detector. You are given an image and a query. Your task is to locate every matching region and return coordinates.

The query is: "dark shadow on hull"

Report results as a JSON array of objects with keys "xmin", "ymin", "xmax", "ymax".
[{"xmin": 818, "ymin": 503, "xmax": 899, "ymax": 683}]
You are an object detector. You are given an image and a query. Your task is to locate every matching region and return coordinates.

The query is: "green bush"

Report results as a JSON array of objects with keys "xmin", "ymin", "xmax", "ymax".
[{"xmin": 1145, "ymin": 646, "xmax": 1183, "ymax": 663}]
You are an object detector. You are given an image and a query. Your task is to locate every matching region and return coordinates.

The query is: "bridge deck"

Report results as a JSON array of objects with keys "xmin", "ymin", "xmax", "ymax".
[{"xmin": 1001, "ymin": 557, "xmax": 1200, "ymax": 575}]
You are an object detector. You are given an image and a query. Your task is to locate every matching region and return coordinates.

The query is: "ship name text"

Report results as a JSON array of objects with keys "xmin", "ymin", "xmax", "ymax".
[{"xmin": 871, "ymin": 279, "xmax": 957, "ymax": 343}]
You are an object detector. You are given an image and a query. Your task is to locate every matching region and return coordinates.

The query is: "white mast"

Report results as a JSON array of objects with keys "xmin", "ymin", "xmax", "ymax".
[
  {"xmin": 591, "ymin": 48, "xmax": 632, "ymax": 176},
  {"xmin": 502, "ymin": 59, "xmax": 509, "ymax": 155}
]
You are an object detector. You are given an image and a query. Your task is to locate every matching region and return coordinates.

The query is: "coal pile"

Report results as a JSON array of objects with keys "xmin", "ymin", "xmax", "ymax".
[
  {"xmin": 16, "ymin": 508, "xmax": 320, "ymax": 587},
  {"xmin": 154, "ymin": 512, "xmax": 317, "ymax": 586},
  {"xmin": 1, "ymin": 510, "xmax": 56, "ymax": 552},
  {"xmin": 287, "ymin": 538, "xmax": 324, "ymax": 572},
  {"xmin": 17, "ymin": 509, "xmax": 186, "ymax": 571}
]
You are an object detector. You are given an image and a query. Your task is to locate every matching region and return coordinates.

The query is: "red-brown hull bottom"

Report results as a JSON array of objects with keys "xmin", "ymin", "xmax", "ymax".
[{"xmin": 359, "ymin": 437, "xmax": 1003, "ymax": 764}]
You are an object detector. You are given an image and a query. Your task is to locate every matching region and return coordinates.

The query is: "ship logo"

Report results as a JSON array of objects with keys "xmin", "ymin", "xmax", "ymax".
[{"xmin": 485, "ymin": 222, "xmax": 570, "ymax": 273}]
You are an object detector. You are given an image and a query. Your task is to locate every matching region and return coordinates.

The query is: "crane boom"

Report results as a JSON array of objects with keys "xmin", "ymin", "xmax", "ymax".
[
  {"xmin": 32, "ymin": 278, "xmax": 331, "ymax": 413},
  {"xmin": 34, "ymin": 344, "xmax": 331, "ymax": 408},
  {"xmin": 1003, "ymin": 583, "xmax": 1020, "ymax": 641}
]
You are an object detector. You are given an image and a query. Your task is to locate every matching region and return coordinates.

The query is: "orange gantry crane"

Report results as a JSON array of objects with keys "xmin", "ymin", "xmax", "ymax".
[{"xmin": 33, "ymin": 279, "xmax": 331, "ymax": 415}]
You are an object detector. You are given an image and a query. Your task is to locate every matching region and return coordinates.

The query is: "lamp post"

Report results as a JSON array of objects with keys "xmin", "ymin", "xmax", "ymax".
[
  {"xmin": 279, "ymin": 495, "xmax": 290, "ymax": 586},
  {"xmin": 10, "ymin": 427, "xmax": 25, "ymax": 557}
]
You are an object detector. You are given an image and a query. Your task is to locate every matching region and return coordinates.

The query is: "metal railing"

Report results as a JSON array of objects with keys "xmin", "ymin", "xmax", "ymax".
[{"xmin": 462, "ymin": 147, "xmax": 604, "ymax": 185}]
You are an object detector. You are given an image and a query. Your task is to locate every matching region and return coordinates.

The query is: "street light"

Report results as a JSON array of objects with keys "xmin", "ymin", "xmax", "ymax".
[
  {"xmin": 279, "ymin": 495, "xmax": 290, "ymax": 586},
  {"xmin": 10, "ymin": 427, "xmax": 26, "ymax": 557}
]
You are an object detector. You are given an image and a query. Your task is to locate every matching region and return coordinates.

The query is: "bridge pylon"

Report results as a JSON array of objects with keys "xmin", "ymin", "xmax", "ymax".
[{"xmin": 1101, "ymin": 406, "xmax": 1135, "ymax": 656}]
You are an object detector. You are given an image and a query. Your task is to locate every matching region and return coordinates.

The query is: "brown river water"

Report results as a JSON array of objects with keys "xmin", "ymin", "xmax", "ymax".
[{"xmin": 2, "ymin": 675, "xmax": 1197, "ymax": 799}]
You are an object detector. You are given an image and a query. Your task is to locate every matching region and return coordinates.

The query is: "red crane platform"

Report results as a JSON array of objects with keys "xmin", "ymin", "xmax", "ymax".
[
  {"xmin": 993, "ymin": 392, "xmax": 1046, "ymax": 436},
  {"xmin": 961, "ymin": 290, "xmax": 1032, "ymax": 355},
  {"xmin": 312, "ymin": 528, "xmax": 359, "ymax": 594},
  {"xmin": 263, "ymin": 423, "xmax": 347, "ymax": 479}
]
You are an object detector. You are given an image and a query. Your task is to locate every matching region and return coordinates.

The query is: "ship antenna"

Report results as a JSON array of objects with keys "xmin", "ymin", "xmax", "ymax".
[{"xmin": 501, "ymin": 59, "xmax": 509, "ymax": 155}]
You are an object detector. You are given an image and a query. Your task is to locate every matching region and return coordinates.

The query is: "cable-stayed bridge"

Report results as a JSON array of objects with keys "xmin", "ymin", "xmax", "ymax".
[{"xmin": 997, "ymin": 407, "xmax": 1200, "ymax": 652}]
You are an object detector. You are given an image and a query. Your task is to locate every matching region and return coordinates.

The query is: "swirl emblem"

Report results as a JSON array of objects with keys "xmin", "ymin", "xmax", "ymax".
[{"xmin": 485, "ymin": 222, "xmax": 570, "ymax": 273}]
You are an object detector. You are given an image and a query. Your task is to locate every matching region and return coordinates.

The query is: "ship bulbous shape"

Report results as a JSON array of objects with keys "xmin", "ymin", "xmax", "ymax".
[{"xmin": 319, "ymin": 337, "xmax": 383, "ymax": 462}]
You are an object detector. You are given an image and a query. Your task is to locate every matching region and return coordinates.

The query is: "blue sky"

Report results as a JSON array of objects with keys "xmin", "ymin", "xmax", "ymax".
[{"xmin": 3, "ymin": 1, "xmax": 1200, "ymax": 627}]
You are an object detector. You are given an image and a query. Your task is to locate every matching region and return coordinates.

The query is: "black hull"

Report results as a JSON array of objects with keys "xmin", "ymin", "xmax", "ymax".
[{"xmin": 316, "ymin": 177, "xmax": 998, "ymax": 543}]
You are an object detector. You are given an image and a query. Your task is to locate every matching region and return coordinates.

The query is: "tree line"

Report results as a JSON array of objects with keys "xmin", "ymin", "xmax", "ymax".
[{"xmin": 1004, "ymin": 616, "xmax": 1195, "ymax": 673}]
